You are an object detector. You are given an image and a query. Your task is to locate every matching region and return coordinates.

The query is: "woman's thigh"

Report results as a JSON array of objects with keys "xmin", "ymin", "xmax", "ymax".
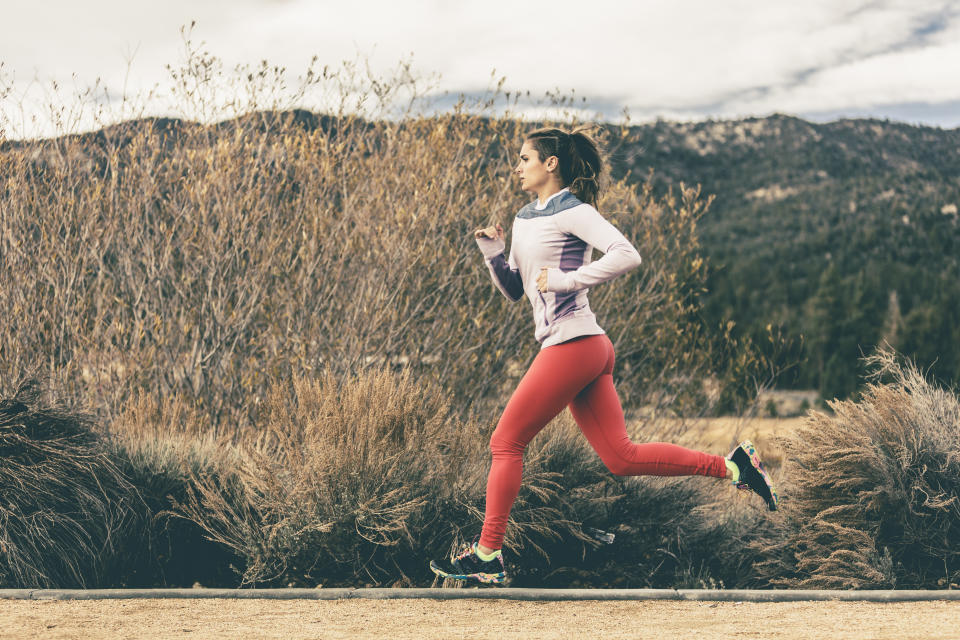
[{"xmin": 492, "ymin": 334, "xmax": 610, "ymax": 448}]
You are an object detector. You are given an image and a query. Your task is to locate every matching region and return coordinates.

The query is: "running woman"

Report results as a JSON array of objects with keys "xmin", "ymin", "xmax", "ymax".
[{"xmin": 430, "ymin": 126, "xmax": 778, "ymax": 585}]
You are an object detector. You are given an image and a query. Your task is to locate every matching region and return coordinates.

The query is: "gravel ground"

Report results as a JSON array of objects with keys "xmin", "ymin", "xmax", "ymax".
[{"xmin": 1, "ymin": 599, "xmax": 958, "ymax": 639}]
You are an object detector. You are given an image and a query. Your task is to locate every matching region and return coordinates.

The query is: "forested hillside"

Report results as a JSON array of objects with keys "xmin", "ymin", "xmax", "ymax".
[{"xmin": 617, "ymin": 115, "xmax": 960, "ymax": 399}]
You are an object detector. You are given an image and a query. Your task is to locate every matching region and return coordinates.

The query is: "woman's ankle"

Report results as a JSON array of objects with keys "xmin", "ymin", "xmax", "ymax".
[{"xmin": 476, "ymin": 543, "xmax": 498, "ymax": 559}]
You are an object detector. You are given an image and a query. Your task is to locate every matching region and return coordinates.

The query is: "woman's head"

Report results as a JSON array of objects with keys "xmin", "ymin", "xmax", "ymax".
[{"xmin": 517, "ymin": 126, "xmax": 604, "ymax": 206}]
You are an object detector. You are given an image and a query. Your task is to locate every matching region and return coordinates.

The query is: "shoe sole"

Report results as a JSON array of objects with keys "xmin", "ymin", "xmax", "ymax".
[
  {"xmin": 731, "ymin": 440, "xmax": 779, "ymax": 511},
  {"xmin": 430, "ymin": 560, "xmax": 506, "ymax": 585}
]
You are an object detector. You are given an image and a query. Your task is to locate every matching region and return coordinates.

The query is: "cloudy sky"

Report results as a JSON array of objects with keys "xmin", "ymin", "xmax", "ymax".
[{"xmin": 2, "ymin": 0, "xmax": 959, "ymax": 138}]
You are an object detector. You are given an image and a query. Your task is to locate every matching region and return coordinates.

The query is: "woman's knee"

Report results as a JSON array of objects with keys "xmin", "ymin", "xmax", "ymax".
[
  {"xmin": 489, "ymin": 428, "xmax": 525, "ymax": 459},
  {"xmin": 601, "ymin": 456, "xmax": 633, "ymax": 477}
]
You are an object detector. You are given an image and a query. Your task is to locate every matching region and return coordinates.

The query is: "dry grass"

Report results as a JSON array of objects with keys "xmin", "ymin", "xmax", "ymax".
[
  {"xmin": 145, "ymin": 368, "xmax": 756, "ymax": 588},
  {"xmin": 751, "ymin": 349, "xmax": 960, "ymax": 589},
  {"xmin": 0, "ymin": 365, "xmax": 768, "ymax": 589},
  {"xmin": 166, "ymin": 367, "xmax": 483, "ymax": 587},
  {"xmin": 5, "ymin": 355, "xmax": 955, "ymax": 590},
  {"xmin": 0, "ymin": 379, "xmax": 137, "ymax": 588}
]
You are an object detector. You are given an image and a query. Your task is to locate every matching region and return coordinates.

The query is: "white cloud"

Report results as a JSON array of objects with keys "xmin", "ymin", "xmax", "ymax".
[
  {"xmin": 708, "ymin": 9, "xmax": 960, "ymax": 117},
  {"xmin": 2, "ymin": 0, "xmax": 960, "ymax": 137}
]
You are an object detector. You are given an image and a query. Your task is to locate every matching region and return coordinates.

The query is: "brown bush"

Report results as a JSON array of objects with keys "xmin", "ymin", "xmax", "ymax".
[
  {"xmin": 0, "ymin": 368, "xmax": 766, "ymax": 589},
  {"xmin": 0, "ymin": 379, "xmax": 137, "ymax": 587},
  {"xmin": 154, "ymin": 366, "xmax": 755, "ymax": 588},
  {"xmin": 105, "ymin": 392, "xmax": 242, "ymax": 586},
  {"xmin": 0, "ymin": 42, "xmax": 737, "ymax": 433},
  {"xmin": 165, "ymin": 366, "xmax": 489, "ymax": 586},
  {"xmin": 751, "ymin": 349, "xmax": 960, "ymax": 589}
]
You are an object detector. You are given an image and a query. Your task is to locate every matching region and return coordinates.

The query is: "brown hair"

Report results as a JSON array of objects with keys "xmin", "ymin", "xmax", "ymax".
[{"xmin": 524, "ymin": 126, "xmax": 604, "ymax": 207}]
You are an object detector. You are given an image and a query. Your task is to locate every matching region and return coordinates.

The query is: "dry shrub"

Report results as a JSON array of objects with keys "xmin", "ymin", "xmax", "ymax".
[
  {"xmin": 0, "ymin": 379, "xmax": 137, "ymax": 588},
  {"xmin": 0, "ymin": 368, "xmax": 764, "ymax": 589},
  {"xmin": 0, "ymin": 377, "xmax": 240, "ymax": 588},
  {"xmin": 752, "ymin": 348, "xmax": 960, "ymax": 588},
  {"xmin": 171, "ymin": 366, "xmax": 487, "ymax": 586},
  {"xmin": 106, "ymin": 393, "xmax": 241, "ymax": 586},
  {"xmin": 166, "ymin": 366, "xmax": 761, "ymax": 588},
  {"xmin": 0, "ymin": 44, "xmax": 739, "ymax": 434}
]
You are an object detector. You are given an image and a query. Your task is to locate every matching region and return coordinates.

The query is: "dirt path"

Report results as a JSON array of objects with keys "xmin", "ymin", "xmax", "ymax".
[{"xmin": 1, "ymin": 599, "xmax": 957, "ymax": 639}]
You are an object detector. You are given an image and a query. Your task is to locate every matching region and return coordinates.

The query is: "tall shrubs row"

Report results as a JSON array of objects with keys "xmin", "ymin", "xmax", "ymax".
[
  {"xmin": 751, "ymin": 350, "xmax": 960, "ymax": 589},
  {"xmin": 0, "ymin": 49, "xmax": 755, "ymax": 588},
  {"xmin": 2, "ymin": 353, "xmax": 958, "ymax": 588},
  {"xmin": 0, "ymin": 50, "xmax": 738, "ymax": 431},
  {"xmin": 0, "ymin": 370, "xmax": 759, "ymax": 589}
]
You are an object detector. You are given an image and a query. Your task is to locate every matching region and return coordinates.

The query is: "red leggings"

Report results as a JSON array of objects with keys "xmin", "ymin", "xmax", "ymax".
[{"xmin": 479, "ymin": 333, "xmax": 727, "ymax": 550}]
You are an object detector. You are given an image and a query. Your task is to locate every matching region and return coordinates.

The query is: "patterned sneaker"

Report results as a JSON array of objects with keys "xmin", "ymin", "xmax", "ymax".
[
  {"xmin": 727, "ymin": 440, "xmax": 779, "ymax": 511},
  {"xmin": 429, "ymin": 541, "xmax": 507, "ymax": 585}
]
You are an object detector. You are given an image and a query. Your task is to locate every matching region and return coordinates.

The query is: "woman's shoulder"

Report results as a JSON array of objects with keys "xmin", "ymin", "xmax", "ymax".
[{"xmin": 555, "ymin": 201, "xmax": 603, "ymax": 220}]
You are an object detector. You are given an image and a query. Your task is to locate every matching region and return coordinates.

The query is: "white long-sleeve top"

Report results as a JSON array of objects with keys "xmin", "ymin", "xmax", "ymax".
[{"xmin": 475, "ymin": 188, "xmax": 643, "ymax": 348}]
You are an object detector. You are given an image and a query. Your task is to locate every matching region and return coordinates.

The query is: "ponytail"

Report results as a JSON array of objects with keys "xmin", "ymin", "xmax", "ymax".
[{"xmin": 525, "ymin": 125, "xmax": 604, "ymax": 207}]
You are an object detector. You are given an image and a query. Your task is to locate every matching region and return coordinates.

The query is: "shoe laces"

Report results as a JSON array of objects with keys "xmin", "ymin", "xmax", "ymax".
[{"xmin": 453, "ymin": 540, "xmax": 479, "ymax": 561}]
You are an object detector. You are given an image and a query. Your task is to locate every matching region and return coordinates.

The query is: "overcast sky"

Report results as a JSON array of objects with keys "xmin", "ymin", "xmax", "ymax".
[{"xmin": 2, "ymin": 0, "xmax": 959, "ymax": 138}]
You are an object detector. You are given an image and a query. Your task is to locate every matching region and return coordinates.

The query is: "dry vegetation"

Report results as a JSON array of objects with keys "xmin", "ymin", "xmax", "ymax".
[
  {"xmin": 1, "ymin": 36, "xmax": 956, "ymax": 590},
  {"xmin": 0, "ymin": 54, "xmax": 736, "ymax": 428},
  {"xmin": 0, "ymin": 369, "xmax": 766, "ymax": 589},
  {"xmin": 1, "ymin": 351, "xmax": 956, "ymax": 589},
  {"xmin": 0, "ymin": 380, "xmax": 135, "ymax": 588},
  {"xmin": 751, "ymin": 350, "xmax": 960, "ymax": 589}
]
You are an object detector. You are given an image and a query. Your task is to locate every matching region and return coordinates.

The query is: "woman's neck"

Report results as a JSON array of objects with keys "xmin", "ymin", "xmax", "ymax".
[{"xmin": 537, "ymin": 185, "xmax": 568, "ymax": 206}]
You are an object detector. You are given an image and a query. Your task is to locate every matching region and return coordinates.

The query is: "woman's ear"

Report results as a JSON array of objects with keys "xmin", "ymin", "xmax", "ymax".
[{"xmin": 546, "ymin": 155, "xmax": 559, "ymax": 172}]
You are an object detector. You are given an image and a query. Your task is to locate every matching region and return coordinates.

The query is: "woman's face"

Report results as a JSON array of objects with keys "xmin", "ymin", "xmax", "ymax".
[{"xmin": 515, "ymin": 140, "xmax": 556, "ymax": 195}]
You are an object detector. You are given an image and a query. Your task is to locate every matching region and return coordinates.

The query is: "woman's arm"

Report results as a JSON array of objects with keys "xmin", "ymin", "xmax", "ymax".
[
  {"xmin": 475, "ymin": 224, "xmax": 524, "ymax": 302},
  {"xmin": 542, "ymin": 206, "xmax": 642, "ymax": 293}
]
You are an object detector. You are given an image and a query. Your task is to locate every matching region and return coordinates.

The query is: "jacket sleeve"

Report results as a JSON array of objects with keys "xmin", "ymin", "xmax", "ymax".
[
  {"xmin": 476, "ymin": 235, "xmax": 524, "ymax": 302},
  {"xmin": 545, "ymin": 206, "xmax": 642, "ymax": 293}
]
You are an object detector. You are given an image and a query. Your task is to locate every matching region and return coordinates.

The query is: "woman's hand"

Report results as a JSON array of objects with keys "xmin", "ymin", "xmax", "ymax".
[
  {"xmin": 474, "ymin": 223, "xmax": 504, "ymax": 242},
  {"xmin": 537, "ymin": 268, "xmax": 548, "ymax": 292}
]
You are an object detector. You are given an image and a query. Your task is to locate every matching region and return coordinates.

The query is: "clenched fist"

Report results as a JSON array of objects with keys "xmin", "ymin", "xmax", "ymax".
[
  {"xmin": 537, "ymin": 268, "xmax": 548, "ymax": 292},
  {"xmin": 474, "ymin": 223, "xmax": 504, "ymax": 241}
]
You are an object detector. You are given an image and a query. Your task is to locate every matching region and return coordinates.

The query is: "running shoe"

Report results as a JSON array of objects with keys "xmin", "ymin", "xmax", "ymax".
[
  {"xmin": 429, "ymin": 540, "xmax": 507, "ymax": 585},
  {"xmin": 727, "ymin": 440, "xmax": 779, "ymax": 511}
]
